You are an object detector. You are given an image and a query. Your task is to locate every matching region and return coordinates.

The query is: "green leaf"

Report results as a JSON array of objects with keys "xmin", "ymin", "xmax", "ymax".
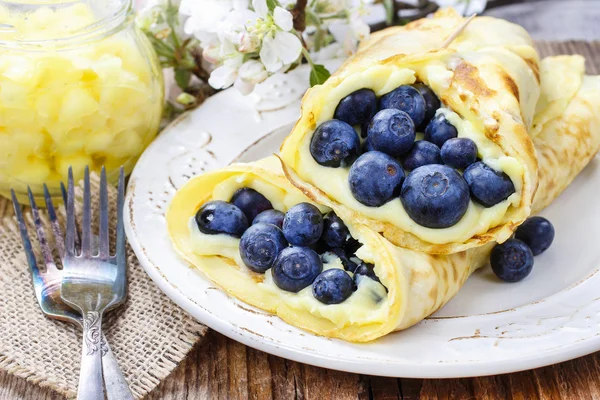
[
  {"xmin": 309, "ymin": 64, "xmax": 331, "ymax": 87},
  {"xmin": 174, "ymin": 68, "xmax": 192, "ymax": 90},
  {"xmin": 266, "ymin": 0, "xmax": 278, "ymax": 12}
]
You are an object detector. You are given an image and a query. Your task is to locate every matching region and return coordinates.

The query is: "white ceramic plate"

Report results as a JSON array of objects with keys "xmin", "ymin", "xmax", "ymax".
[{"xmin": 125, "ymin": 63, "xmax": 600, "ymax": 378}]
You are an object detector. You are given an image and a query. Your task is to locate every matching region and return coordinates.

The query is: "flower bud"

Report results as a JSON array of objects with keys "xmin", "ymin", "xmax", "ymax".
[{"xmin": 238, "ymin": 60, "xmax": 268, "ymax": 84}]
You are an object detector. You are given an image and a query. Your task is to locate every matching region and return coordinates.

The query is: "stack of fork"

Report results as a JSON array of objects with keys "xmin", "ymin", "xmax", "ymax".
[{"xmin": 12, "ymin": 167, "xmax": 134, "ymax": 400}]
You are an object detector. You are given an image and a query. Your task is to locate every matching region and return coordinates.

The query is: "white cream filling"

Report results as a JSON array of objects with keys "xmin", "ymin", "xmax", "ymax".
[
  {"xmin": 296, "ymin": 63, "xmax": 523, "ymax": 244},
  {"xmin": 188, "ymin": 177, "xmax": 389, "ymax": 327}
]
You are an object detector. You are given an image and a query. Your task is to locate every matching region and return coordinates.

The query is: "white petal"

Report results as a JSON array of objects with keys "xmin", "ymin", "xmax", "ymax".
[
  {"xmin": 272, "ymin": 31, "xmax": 302, "ymax": 64},
  {"xmin": 238, "ymin": 60, "xmax": 268, "ymax": 83},
  {"xmin": 178, "ymin": 0, "xmax": 195, "ymax": 16},
  {"xmin": 202, "ymin": 45, "xmax": 221, "ymax": 64},
  {"xmin": 311, "ymin": 42, "xmax": 344, "ymax": 62},
  {"xmin": 208, "ymin": 65, "xmax": 238, "ymax": 89},
  {"xmin": 260, "ymin": 34, "xmax": 283, "ymax": 72},
  {"xmin": 343, "ymin": 31, "xmax": 357, "ymax": 54},
  {"xmin": 351, "ymin": 17, "xmax": 370, "ymax": 41},
  {"xmin": 273, "ymin": 7, "xmax": 293, "ymax": 31},
  {"xmin": 232, "ymin": 0, "xmax": 250, "ymax": 10},
  {"xmin": 252, "ymin": 0, "xmax": 269, "ymax": 18},
  {"xmin": 234, "ymin": 77, "xmax": 256, "ymax": 95},
  {"xmin": 223, "ymin": 51, "xmax": 244, "ymax": 68}
]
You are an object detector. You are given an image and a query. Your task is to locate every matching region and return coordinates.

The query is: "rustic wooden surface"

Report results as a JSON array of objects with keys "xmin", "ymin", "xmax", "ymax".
[
  {"xmin": 4, "ymin": 328, "xmax": 600, "ymax": 399},
  {"xmin": 2, "ymin": 38, "xmax": 600, "ymax": 400}
]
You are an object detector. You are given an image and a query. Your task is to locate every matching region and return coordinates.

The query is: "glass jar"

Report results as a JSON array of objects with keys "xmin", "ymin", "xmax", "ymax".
[{"xmin": 0, "ymin": 0, "xmax": 164, "ymax": 200}]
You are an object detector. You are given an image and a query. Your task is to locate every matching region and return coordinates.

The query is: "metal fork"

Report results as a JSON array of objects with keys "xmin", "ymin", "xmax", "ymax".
[
  {"xmin": 58, "ymin": 166, "xmax": 130, "ymax": 400},
  {"xmin": 11, "ymin": 168, "xmax": 133, "ymax": 400}
]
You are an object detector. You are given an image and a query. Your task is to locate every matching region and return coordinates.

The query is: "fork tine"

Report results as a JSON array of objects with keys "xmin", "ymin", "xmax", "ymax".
[
  {"xmin": 81, "ymin": 166, "xmax": 92, "ymax": 256},
  {"xmin": 62, "ymin": 180, "xmax": 81, "ymax": 250},
  {"xmin": 60, "ymin": 181, "xmax": 68, "ymax": 207},
  {"xmin": 27, "ymin": 187, "xmax": 57, "ymax": 270},
  {"xmin": 11, "ymin": 190, "xmax": 43, "ymax": 287},
  {"xmin": 66, "ymin": 167, "xmax": 76, "ymax": 257},
  {"xmin": 99, "ymin": 167, "xmax": 109, "ymax": 258},
  {"xmin": 44, "ymin": 184, "xmax": 65, "ymax": 261},
  {"xmin": 116, "ymin": 167, "xmax": 126, "ymax": 265}
]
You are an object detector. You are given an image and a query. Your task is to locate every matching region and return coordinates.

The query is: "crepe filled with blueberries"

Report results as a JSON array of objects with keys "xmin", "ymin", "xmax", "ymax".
[
  {"xmin": 167, "ymin": 55, "xmax": 600, "ymax": 342},
  {"xmin": 280, "ymin": 9, "xmax": 541, "ymax": 254}
]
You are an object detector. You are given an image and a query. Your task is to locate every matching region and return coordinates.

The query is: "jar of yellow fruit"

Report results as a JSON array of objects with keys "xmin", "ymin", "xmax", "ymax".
[{"xmin": 0, "ymin": 0, "xmax": 163, "ymax": 200}]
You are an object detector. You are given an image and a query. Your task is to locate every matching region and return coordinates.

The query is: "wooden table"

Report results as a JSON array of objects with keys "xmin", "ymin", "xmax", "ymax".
[
  {"xmin": 3, "ymin": 328, "xmax": 600, "ymax": 399},
  {"xmin": 2, "ymin": 21, "xmax": 600, "ymax": 400}
]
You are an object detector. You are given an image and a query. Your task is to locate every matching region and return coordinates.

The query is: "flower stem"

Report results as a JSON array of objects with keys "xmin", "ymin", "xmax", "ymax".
[
  {"xmin": 301, "ymin": 47, "xmax": 314, "ymax": 67},
  {"xmin": 292, "ymin": 0, "xmax": 308, "ymax": 32},
  {"xmin": 314, "ymin": 27, "xmax": 324, "ymax": 52}
]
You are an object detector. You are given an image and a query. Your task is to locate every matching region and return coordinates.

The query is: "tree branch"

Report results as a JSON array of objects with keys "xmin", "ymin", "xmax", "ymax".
[{"xmin": 291, "ymin": 0, "xmax": 308, "ymax": 32}]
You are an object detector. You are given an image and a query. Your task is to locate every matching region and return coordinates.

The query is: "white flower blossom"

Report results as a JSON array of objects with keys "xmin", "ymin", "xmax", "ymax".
[
  {"xmin": 236, "ymin": 60, "xmax": 269, "ymax": 94},
  {"xmin": 349, "ymin": 10, "xmax": 370, "ymax": 41},
  {"xmin": 311, "ymin": 42, "xmax": 345, "ymax": 62},
  {"xmin": 182, "ymin": 0, "xmax": 302, "ymax": 93},
  {"xmin": 238, "ymin": 60, "xmax": 269, "ymax": 83},
  {"xmin": 209, "ymin": 59, "xmax": 268, "ymax": 95},
  {"xmin": 176, "ymin": 0, "xmax": 371, "ymax": 94},
  {"xmin": 254, "ymin": 1, "xmax": 302, "ymax": 72},
  {"xmin": 180, "ymin": 0, "xmax": 250, "ymax": 47}
]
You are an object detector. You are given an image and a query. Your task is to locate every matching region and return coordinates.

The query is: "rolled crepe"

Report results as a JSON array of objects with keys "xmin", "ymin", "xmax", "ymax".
[
  {"xmin": 167, "ymin": 56, "xmax": 600, "ymax": 342},
  {"xmin": 280, "ymin": 9, "xmax": 541, "ymax": 254}
]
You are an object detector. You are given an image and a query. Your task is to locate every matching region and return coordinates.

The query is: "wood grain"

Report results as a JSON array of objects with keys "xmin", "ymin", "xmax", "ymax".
[
  {"xmin": 4, "ymin": 330, "xmax": 600, "ymax": 399},
  {"xmin": 2, "ymin": 37, "xmax": 600, "ymax": 400}
]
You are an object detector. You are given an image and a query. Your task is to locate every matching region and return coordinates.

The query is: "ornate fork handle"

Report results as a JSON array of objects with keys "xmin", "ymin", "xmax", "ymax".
[
  {"xmin": 102, "ymin": 339, "xmax": 135, "ymax": 400},
  {"xmin": 78, "ymin": 310, "xmax": 105, "ymax": 400}
]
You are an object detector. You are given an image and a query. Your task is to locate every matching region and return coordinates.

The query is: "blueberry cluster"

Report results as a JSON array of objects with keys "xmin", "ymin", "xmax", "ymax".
[
  {"xmin": 195, "ymin": 188, "xmax": 383, "ymax": 305},
  {"xmin": 310, "ymin": 84, "xmax": 516, "ymax": 229},
  {"xmin": 491, "ymin": 216, "xmax": 555, "ymax": 282}
]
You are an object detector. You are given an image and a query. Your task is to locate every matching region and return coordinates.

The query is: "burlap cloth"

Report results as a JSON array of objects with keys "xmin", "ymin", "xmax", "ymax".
[{"xmin": 0, "ymin": 175, "xmax": 207, "ymax": 399}]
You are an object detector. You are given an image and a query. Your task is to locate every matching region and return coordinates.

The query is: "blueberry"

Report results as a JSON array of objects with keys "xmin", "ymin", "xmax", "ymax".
[
  {"xmin": 334, "ymin": 88, "xmax": 378, "ymax": 127},
  {"xmin": 360, "ymin": 120, "xmax": 370, "ymax": 138},
  {"xmin": 440, "ymin": 138, "xmax": 478, "ymax": 169},
  {"xmin": 344, "ymin": 237, "xmax": 362, "ymax": 255},
  {"xmin": 312, "ymin": 269, "xmax": 355, "ymax": 304},
  {"xmin": 463, "ymin": 162, "xmax": 515, "ymax": 207},
  {"xmin": 311, "ymin": 239, "xmax": 329, "ymax": 255},
  {"xmin": 272, "ymin": 247, "xmax": 323, "ymax": 292},
  {"xmin": 252, "ymin": 209, "xmax": 285, "ymax": 228},
  {"xmin": 365, "ymin": 109, "xmax": 416, "ymax": 158},
  {"xmin": 515, "ymin": 216, "xmax": 555, "ymax": 256},
  {"xmin": 322, "ymin": 212, "xmax": 349, "ymax": 248},
  {"xmin": 195, "ymin": 200, "xmax": 249, "ymax": 237},
  {"xmin": 412, "ymin": 83, "xmax": 440, "ymax": 129},
  {"xmin": 355, "ymin": 262, "xmax": 380, "ymax": 281},
  {"xmin": 424, "ymin": 114, "xmax": 458, "ymax": 147},
  {"xmin": 282, "ymin": 203, "xmax": 324, "ymax": 246},
  {"xmin": 231, "ymin": 188, "xmax": 273, "ymax": 223},
  {"xmin": 239, "ymin": 223, "xmax": 288, "ymax": 273},
  {"xmin": 330, "ymin": 247, "xmax": 359, "ymax": 272},
  {"xmin": 380, "ymin": 85, "xmax": 426, "ymax": 127},
  {"xmin": 401, "ymin": 140, "xmax": 442, "ymax": 171},
  {"xmin": 310, "ymin": 120, "xmax": 361, "ymax": 167},
  {"xmin": 400, "ymin": 164, "xmax": 470, "ymax": 228},
  {"xmin": 348, "ymin": 151, "xmax": 404, "ymax": 207},
  {"xmin": 491, "ymin": 239, "xmax": 534, "ymax": 282}
]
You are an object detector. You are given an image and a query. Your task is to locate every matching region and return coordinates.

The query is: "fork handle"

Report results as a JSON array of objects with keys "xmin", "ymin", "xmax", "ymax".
[
  {"xmin": 102, "ymin": 337, "xmax": 134, "ymax": 400},
  {"xmin": 77, "ymin": 311, "xmax": 105, "ymax": 400}
]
